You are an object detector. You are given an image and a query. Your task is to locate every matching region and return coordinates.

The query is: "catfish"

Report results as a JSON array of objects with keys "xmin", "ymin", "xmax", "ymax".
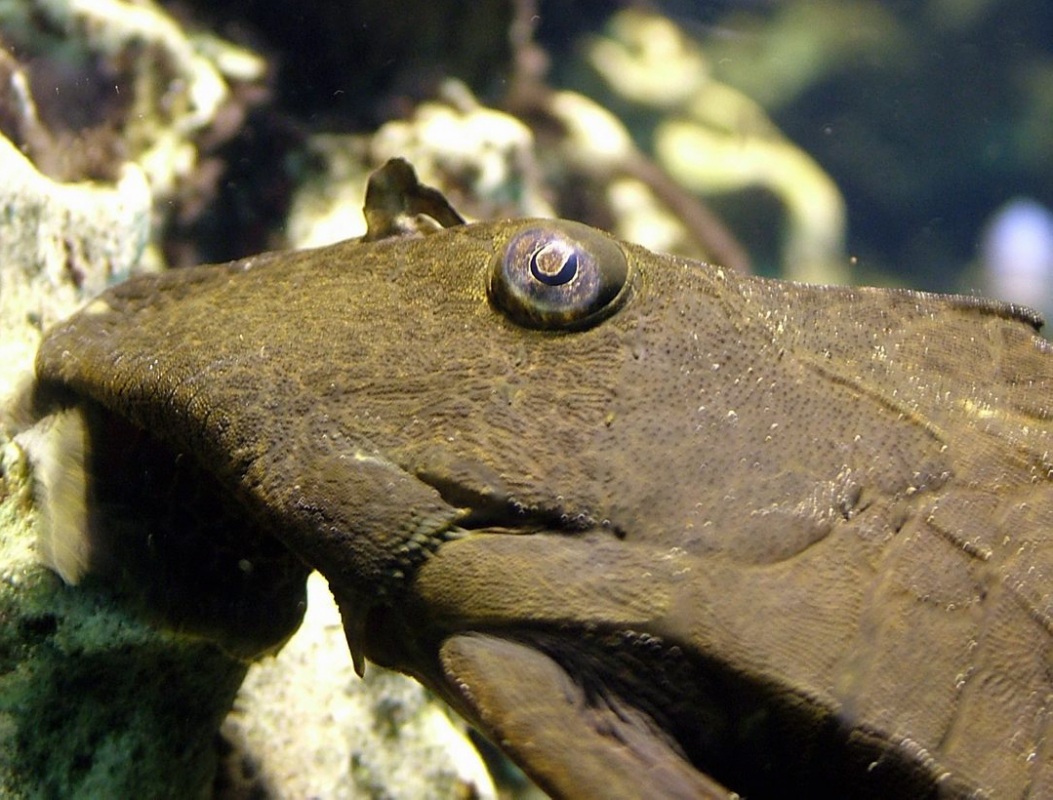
[{"xmin": 19, "ymin": 159, "xmax": 1053, "ymax": 798}]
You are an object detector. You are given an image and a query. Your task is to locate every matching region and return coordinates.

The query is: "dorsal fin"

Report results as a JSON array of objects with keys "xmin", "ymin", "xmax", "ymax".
[{"xmin": 362, "ymin": 158, "xmax": 465, "ymax": 242}]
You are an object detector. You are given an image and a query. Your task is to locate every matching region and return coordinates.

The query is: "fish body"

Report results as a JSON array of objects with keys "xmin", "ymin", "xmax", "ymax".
[{"xmin": 24, "ymin": 161, "xmax": 1053, "ymax": 798}]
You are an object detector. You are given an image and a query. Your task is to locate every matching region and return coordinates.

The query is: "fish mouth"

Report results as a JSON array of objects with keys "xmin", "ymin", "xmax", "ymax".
[{"xmin": 18, "ymin": 396, "xmax": 310, "ymax": 661}]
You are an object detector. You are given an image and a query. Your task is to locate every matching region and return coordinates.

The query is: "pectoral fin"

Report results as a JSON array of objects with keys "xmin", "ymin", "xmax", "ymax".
[{"xmin": 438, "ymin": 632, "xmax": 731, "ymax": 800}]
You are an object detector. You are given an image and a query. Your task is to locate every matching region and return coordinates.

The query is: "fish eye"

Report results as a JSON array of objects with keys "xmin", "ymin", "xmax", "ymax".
[{"xmin": 488, "ymin": 220, "xmax": 630, "ymax": 330}]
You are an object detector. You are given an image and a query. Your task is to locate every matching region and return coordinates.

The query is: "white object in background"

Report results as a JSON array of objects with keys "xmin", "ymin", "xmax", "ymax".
[{"xmin": 981, "ymin": 198, "xmax": 1053, "ymax": 322}]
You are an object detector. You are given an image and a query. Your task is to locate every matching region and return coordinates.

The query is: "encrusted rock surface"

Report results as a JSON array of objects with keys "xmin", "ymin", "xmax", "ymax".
[{"xmin": 217, "ymin": 575, "xmax": 495, "ymax": 800}]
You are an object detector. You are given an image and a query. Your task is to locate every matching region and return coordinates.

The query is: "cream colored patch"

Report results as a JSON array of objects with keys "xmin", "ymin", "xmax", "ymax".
[
  {"xmin": 14, "ymin": 407, "xmax": 91, "ymax": 584},
  {"xmin": 960, "ymin": 398, "xmax": 999, "ymax": 420},
  {"xmin": 82, "ymin": 298, "xmax": 115, "ymax": 317}
]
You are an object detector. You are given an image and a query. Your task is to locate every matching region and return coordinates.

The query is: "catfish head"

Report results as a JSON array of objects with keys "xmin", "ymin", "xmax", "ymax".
[{"xmin": 21, "ymin": 160, "xmax": 1053, "ymax": 798}]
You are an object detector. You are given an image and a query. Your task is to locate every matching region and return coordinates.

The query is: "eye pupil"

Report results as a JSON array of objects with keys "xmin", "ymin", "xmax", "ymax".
[{"xmin": 530, "ymin": 242, "xmax": 578, "ymax": 286}]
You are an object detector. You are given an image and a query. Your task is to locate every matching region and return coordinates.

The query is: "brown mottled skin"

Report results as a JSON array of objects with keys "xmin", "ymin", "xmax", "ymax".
[{"xmin": 30, "ymin": 161, "xmax": 1053, "ymax": 798}]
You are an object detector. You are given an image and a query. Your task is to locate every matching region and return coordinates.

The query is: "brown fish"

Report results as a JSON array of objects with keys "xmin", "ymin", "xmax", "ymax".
[{"xmin": 23, "ymin": 159, "xmax": 1053, "ymax": 798}]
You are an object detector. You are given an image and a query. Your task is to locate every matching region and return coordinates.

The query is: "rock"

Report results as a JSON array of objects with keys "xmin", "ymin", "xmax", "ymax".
[
  {"xmin": 217, "ymin": 574, "xmax": 496, "ymax": 800},
  {"xmin": 0, "ymin": 136, "xmax": 151, "ymax": 404}
]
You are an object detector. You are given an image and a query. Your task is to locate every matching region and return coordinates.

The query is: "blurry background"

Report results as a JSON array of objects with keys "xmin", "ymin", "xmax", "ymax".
[
  {"xmin": 3, "ymin": 0, "xmax": 1051, "ymax": 315},
  {"xmin": 160, "ymin": 0, "xmax": 1053, "ymax": 311}
]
